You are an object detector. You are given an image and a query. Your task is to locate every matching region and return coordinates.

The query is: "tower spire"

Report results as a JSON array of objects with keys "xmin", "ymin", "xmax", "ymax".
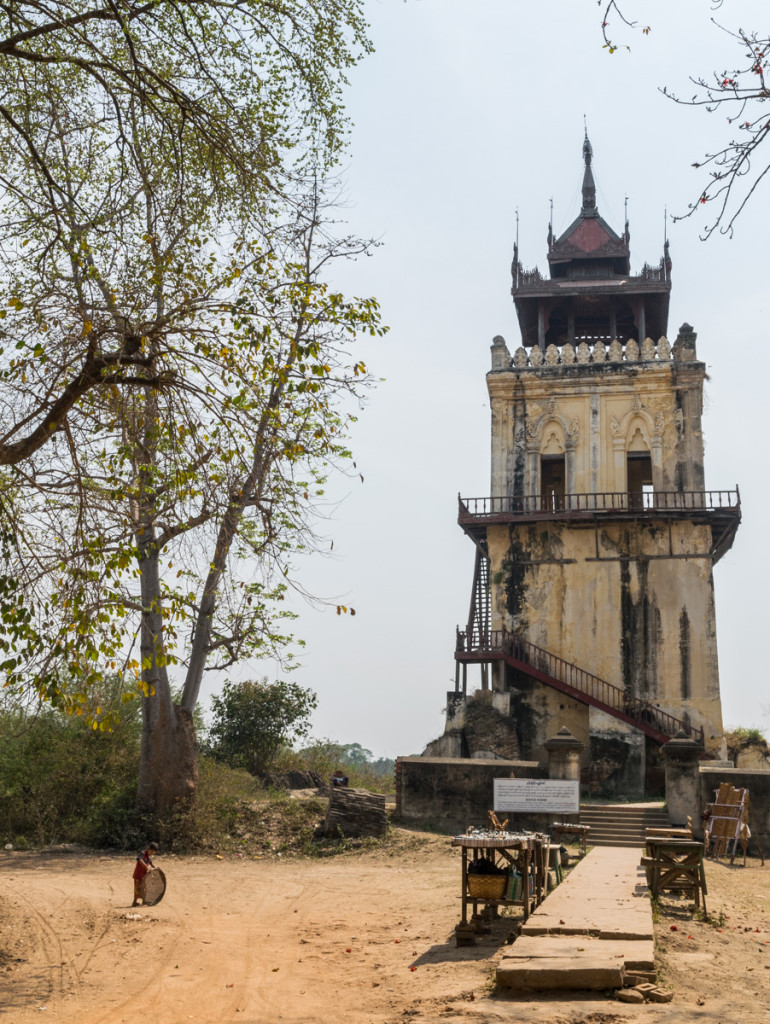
[{"xmin": 581, "ymin": 129, "xmax": 597, "ymax": 215}]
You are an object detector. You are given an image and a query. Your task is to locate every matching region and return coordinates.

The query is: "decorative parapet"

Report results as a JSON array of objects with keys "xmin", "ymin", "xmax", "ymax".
[
  {"xmin": 640, "ymin": 256, "xmax": 670, "ymax": 282},
  {"xmin": 508, "ymin": 336, "xmax": 675, "ymax": 369},
  {"xmin": 511, "ymin": 260, "xmax": 545, "ymax": 287}
]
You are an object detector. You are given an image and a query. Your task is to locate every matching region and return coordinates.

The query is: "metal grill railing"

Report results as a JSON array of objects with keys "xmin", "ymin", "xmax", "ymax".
[{"xmin": 459, "ymin": 490, "xmax": 739, "ymax": 518}]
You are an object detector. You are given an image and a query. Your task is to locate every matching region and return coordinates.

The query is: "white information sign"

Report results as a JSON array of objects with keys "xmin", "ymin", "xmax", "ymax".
[{"xmin": 493, "ymin": 778, "xmax": 579, "ymax": 814}]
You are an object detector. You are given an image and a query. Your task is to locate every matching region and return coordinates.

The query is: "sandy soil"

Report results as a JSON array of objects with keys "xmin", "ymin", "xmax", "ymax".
[{"xmin": 1, "ymin": 830, "xmax": 769, "ymax": 1024}]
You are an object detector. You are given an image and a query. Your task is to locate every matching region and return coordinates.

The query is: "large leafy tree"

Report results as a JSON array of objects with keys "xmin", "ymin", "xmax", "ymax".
[
  {"xmin": 0, "ymin": 0, "xmax": 372, "ymax": 465},
  {"xmin": 0, "ymin": 2, "xmax": 384, "ymax": 815}
]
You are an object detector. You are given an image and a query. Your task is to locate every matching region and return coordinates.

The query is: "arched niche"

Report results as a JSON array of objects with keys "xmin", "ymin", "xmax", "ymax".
[
  {"xmin": 611, "ymin": 407, "xmax": 660, "ymax": 500},
  {"xmin": 525, "ymin": 407, "xmax": 578, "ymax": 500}
]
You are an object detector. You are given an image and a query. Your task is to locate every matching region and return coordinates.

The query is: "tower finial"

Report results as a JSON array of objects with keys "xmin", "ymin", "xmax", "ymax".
[
  {"xmin": 581, "ymin": 126, "xmax": 596, "ymax": 214},
  {"xmin": 583, "ymin": 120, "xmax": 592, "ymax": 166}
]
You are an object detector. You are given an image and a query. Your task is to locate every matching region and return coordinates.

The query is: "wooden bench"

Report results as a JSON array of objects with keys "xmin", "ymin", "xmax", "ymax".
[{"xmin": 645, "ymin": 816, "xmax": 693, "ymax": 842}]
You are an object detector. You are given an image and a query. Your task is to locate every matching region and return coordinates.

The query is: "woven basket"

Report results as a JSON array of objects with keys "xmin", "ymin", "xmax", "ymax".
[
  {"xmin": 467, "ymin": 874, "xmax": 507, "ymax": 900},
  {"xmin": 140, "ymin": 868, "xmax": 166, "ymax": 907}
]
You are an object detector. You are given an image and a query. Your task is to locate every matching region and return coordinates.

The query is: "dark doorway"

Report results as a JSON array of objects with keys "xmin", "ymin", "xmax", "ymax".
[
  {"xmin": 627, "ymin": 453, "xmax": 653, "ymax": 509},
  {"xmin": 541, "ymin": 455, "xmax": 566, "ymax": 510}
]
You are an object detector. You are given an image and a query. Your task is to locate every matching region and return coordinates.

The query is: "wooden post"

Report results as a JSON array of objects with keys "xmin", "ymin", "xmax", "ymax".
[{"xmin": 538, "ymin": 302, "xmax": 546, "ymax": 350}]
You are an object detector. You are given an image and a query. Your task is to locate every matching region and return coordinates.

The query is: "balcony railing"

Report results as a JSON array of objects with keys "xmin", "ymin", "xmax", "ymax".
[{"xmin": 459, "ymin": 489, "xmax": 740, "ymax": 519}]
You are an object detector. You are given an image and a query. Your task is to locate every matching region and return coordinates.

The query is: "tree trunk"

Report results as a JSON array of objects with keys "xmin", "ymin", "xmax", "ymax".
[
  {"xmin": 134, "ymin": 381, "xmax": 199, "ymax": 817},
  {"xmin": 136, "ymin": 699, "xmax": 198, "ymax": 816}
]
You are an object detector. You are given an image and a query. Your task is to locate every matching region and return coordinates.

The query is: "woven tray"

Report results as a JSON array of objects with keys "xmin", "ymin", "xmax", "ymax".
[
  {"xmin": 140, "ymin": 868, "xmax": 166, "ymax": 907},
  {"xmin": 467, "ymin": 874, "xmax": 507, "ymax": 900}
]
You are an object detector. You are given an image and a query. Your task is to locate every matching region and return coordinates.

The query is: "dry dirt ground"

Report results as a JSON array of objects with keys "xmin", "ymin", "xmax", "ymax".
[{"xmin": 1, "ymin": 829, "xmax": 769, "ymax": 1024}]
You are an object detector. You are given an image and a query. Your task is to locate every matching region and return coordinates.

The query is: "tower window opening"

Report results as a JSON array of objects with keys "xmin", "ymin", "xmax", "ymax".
[
  {"xmin": 627, "ymin": 452, "xmax": 653, "ymax": 509},
  {"xmin": 541, "ymin": 455, "xmax": 565, "ymax": 510}
]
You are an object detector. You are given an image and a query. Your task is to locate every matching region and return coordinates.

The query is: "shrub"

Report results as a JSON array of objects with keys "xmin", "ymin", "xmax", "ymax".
[
  {"xmin": 207, "ymin": 679, "xmax": 317, "ymax": 776},
  {"xmin": 0, "ymin": 687, "xmax": 141, "ymax": 847}
]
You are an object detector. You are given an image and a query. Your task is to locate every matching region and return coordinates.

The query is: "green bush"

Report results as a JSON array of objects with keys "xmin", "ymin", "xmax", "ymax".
[
  {"xmin": 0, "ymin": 690, "xmax": 141, "ymax": 847},
  {"xmin": 728, "ymin": 726, "xmax": 766, "ymax": 746},
  {"xmin": 207, "ymin": 678, "xmax": 317, "ymax": 776},
  {"xmin": 0, "ymin": 682, "xmax": 392, "ymax": 854}
]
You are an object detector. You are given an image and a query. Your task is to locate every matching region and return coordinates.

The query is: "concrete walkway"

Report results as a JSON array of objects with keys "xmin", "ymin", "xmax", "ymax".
[{"xmin": 497, "ymin": 846, "xmax": 655, "ymax": 992}]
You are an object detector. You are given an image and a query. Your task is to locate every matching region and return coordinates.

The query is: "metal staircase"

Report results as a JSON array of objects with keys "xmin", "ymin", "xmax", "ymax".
[{"xmin": 455, "ymin": 628, "xmax": 703, "ymax": 744}]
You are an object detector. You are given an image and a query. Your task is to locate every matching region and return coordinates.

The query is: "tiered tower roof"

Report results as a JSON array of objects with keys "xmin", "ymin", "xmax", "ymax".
[{"xmin": 512, "ymin": 134, "xmax": 671, "ymax": 348}]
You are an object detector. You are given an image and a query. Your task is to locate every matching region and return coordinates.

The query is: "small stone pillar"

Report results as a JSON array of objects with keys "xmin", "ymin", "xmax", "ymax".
[
  {"xmin": 545, "ymin": 726, "xmax": 584, "ymax": 824},
  {"xmin": 490, "ymin": 335, "xmax": 511, "ymax": 370},
  {"xmin": 545, "ymin": 725, "xmax": 584, "ymax": 781},
  {"xmin": 662, "ymin": 730, "xmax": 704, "ymax": 829}
]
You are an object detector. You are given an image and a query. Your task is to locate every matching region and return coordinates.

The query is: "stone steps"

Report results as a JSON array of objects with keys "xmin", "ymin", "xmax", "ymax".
[{"xmin": 578, "ymin": 803, "xmax": 670, "ymax": 849}]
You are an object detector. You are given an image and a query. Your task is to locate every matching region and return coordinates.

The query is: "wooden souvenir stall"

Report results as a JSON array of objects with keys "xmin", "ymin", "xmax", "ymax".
[{"xmin": 451, "ymin": 830, "xmax": 549, "ymax": 944}]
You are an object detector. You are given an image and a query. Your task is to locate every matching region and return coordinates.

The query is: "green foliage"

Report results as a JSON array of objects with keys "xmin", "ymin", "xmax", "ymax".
[
  {"xmin": 726, "ymin": 727, "xmax": 767, "ymax": 747},
  {"xmin": 0, "ymin": 676, "xmax": 141, "ymax": 847},
  {"xmin": 0, "ymin": 700, "xmax": 401, "ymax": 854},
  {"xmin": 0, "ymin": 1, "xmax": 384, "ymax": 819},
  {"xmin": 208, "ymin": 678, "xmax": 318, "ymax": 776},
  {"xmin": 277, "ymin": 738, "xmax": 395, "ymax": 795}
]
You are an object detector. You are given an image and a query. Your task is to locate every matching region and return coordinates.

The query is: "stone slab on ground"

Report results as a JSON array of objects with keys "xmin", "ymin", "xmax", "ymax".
[
  {"xmin": 520, "ymin": 845, "xmax": 653, "ymax": 940},
  {"xmin": 497, "ymin": 955, "xmax": 625, "ymax": 992},
  {"xmin": 496, "ymin": 846, "xmax": 655, "ymax": 992},
  {"xmin": 501, "ymin": 934, "xmax": 655, "ymax": 971}
]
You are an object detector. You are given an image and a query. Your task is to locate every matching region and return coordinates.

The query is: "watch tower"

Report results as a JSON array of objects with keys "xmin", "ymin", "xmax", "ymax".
[{"xmin": 452, "ymin": 136, "xmax": 740, "ymax": 796}]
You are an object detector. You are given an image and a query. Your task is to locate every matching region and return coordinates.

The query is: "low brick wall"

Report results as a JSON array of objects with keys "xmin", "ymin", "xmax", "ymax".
[
  {"xmin": 394, "ymin": 756, "xmax": 547, "ymax": 834},
  {"xmin": 698, "ymin": 767, "xmax": 770, "ymax": 857}
]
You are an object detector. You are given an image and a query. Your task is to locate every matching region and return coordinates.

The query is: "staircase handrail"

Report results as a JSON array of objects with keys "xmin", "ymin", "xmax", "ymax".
[{"xmin": 455, "ymin": 627, "xmax": 703, "ymax": 744}]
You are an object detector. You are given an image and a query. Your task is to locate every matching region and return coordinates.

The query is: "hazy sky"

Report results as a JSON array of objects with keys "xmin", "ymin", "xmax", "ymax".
[{"xmin": 206, "ymin": 1, "xmax": 770, "ymax": 758}]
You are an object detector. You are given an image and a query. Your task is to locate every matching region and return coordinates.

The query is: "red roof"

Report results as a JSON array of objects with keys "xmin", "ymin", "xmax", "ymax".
[{"xmin": 567, "ymin": 218, "xmax": 611, "ymax": 253}]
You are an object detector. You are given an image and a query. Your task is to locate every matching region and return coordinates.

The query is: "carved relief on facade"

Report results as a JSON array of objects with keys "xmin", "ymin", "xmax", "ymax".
[
  {"xmin": 526, "ymin": 400, "xmax": 579, "ymax": 463},
  {"xmin": 561, "ymin": 343, "xmax": 576, "ymax": 364},
  {"xmin": 545, "ymin": 344, "xmax": 560, "ymax": 365},
  {"xmin": 627, "ymin": 422, "xmax": 650, "ymax": 451},
  {"xmin": 608, "ymin": 339, "xmax": 623, "ymax": 362},
  {"xmin": 542, "ymin": 425, "xmax": 565, "ymax": 454},
  {"xmin": 615, "ymin": 402, "xmax": 656, "ymax": 453},
  {"xmin": 577, "ymin": 341, "xmax": 591, "ymax": 364},
  {"xmin": 592, "ymin": 339, "xmax": 607, "ymax": 362},
  {"xmin": 513, "ymin": 346, "xmax": 528, "ymax": 368},
  {"xmin": 641, "ymin": 336, "xmax": 656, "ymax": 361},
  {"xmin": 657, "ymin": 336, "xmax": 671, "ymax": 360}
]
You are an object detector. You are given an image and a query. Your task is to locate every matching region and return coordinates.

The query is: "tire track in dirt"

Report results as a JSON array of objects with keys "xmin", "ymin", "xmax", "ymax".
[
  {"xmin": 13, "ymin": 884, "xmax": 85, "ymax": 1009},
  {"xmin": 76, "ymin": 900, "xmax": 188, "ymax": 1024}
]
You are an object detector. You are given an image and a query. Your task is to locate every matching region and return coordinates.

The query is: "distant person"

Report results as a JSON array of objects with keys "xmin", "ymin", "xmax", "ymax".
[
  {"xmin": 331, "ymin": 769, "xmax": 349, "ymax": 788},
  {"xmin": 132, "ymin": 842, "xmax": 159, "ymax": 907}
]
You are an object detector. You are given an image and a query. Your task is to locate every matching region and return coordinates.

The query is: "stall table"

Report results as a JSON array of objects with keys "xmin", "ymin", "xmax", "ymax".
[
  {"xmin": 641, "ymin": 838, "xmax": 707, "ymax": 912},
  {"xmin": 451, "ymin": 831, "xmax": 549, "ymax": 944},
  {"xmin": 551, "ymin": 821, "xmax": 590, "ymax": 855}
]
